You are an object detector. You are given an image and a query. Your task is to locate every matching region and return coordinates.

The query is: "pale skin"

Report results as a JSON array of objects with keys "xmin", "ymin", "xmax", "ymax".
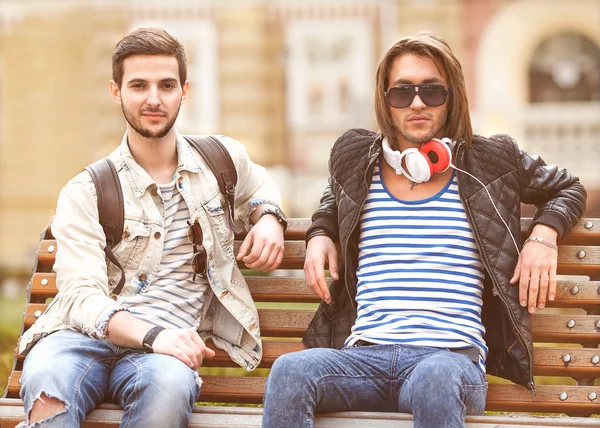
[
  {"xmin": 305, "ymin": 53, "xmax": 558, "ymax": 314},
  {"xmin": 30, "ymin": 54, "xmax": 284, "ymax": 422}
]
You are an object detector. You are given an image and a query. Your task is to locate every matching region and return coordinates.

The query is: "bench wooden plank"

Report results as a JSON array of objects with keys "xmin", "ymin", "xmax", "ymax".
[
  {"xmin": 14, "ymin": 339, "xmax": 306, "ymax": 368},
  {"xmin": 21, "ymin": 305, "xmax": 315, "ymax": 336},
  {"xmin": 8, "ymin": 373, "xmax": 600, "ymax": 415},
  {"xmin": 531, "ymin": 315, "xmax": 600, "ymax": 343},
  {"xmin": 21, "ymin": 305, "xmax": 600, "ymax": 344},
  {"xmin": 533, "ymin": 347, "xmax": 600, "ymax": 377},
  {"xmin": 29, "ymin": 273, "xmax": 324, "ymax": 304},
  {"xmin": 1, "ymin": 399, "xmax": 598, "ymax": 428},
  {"xmin": 523, "ymin": 218, "xmax": 600, "ymax": 246},
  {"xmin": 36, "ymin": 240, "xmax": 600, "ymax": 276},
  {"xmin": 29, "ymin": 273, "xmax": 600, "ymax": 307},
  {"xmin": 13, "ymin": 341, "xmax": 600, "ymax": 378},
  {"xmin": 45, "ymin": 215, "xmax": 600, "ymax": 245}
]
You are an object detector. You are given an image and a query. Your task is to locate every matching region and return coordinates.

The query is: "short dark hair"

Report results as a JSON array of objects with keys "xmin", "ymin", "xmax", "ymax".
[
  {"xmin": 112, "ymin": 27, "xmax": 187, "ymax": 88},
  {"xmin": 375, "ymin": 33, "xmax": 473, "ymax": 148}
]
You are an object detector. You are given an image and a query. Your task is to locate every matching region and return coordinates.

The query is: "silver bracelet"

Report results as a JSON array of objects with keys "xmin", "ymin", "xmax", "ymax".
[{"xmin": 524, "ymin": 236, "xmax": 558, "ymax": 250}]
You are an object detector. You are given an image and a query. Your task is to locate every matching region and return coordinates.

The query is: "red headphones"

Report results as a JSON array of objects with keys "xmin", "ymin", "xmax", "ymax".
[{"xmin": 382, "ymin": 137, "xmax": 452, "ymax": 183}]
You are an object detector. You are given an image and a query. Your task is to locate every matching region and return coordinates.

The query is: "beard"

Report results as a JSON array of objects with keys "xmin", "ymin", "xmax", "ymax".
[
  {"xmin": 122, "ymin": 103, "xmax": 181, "ymax": 139},
  {"xmin": 398, "ymin": 109, "xmax": 448, "ymax": 145}
]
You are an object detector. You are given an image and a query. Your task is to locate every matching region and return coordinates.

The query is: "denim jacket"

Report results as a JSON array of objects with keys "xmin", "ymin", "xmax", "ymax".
[{"xmin": 19, "ymin": 132, "xmax": 282, "ymax": 371}]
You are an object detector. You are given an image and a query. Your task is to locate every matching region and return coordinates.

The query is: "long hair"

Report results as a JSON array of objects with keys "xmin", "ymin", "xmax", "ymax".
[
  {"xmin": 374, "ymin": 33, "xmax": 473, "ymax": 148},
  {"xmin": 112, "ymin": 27, "xmax": 187, "ymax": 88}
]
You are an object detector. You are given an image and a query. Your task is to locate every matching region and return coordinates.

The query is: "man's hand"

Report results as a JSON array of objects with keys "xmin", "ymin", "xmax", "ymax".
[
  {"xmin": 304, "ymin": 235, "xmax": 338, "ymax": 304},
  {"xmin": 236, "ymin": 214, "xmax": 284, "ymax": 271},
  {"xmin": 509, "ymin": 224, "xmax": 558, "ymax": 313},
  {"xmin": 152, "ymin": 328, "xmax": 216, "ymax": 370}
]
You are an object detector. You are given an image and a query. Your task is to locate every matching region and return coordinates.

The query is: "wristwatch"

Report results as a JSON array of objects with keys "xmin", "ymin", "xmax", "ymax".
[
  {"xmin": 258, "ymin": 207, "xmax": 288, "ymax": 231},
  {"xmin": 142, "ymin": 326, "xmax": 165, "ymax": 353}
]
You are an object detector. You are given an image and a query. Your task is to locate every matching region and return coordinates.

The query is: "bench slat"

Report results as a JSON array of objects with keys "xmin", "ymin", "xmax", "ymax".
[
  {"xmin": 12, "ymin": 340, "xmax": 600, "ymax": 378},
  {"xmin": 522, "ymin": 218, "xmax": 600, "ymax": 245},
  {"xmin": 8, "ymin": 372, "xmax": 600, "ymax": 415},
  {"xmin": 38, "ymin": 217, "xmax": 600, "ymax": 245},
  {"xmin": 30, "ymin": 273, "xmax": 323, "ymax": 304},
  {"xmin": 533, "ymin": 347, "xmax": 600, "ymax": 377},
  {"xmin": 36, "ymin": 240, "xmax": 600, "ymax": 276},
  {"xmin": 21, "ymin": 305, "xmax": 600, "ymax": 344},
  {"xmin": 22, "ymin": 305, "xmax": 315, "ymax": 336},
  {"xmin": 531, "ymin": 315, "xmax": 600, "ymax": 343},
  {"xmin": 29, "ymin": 273, "xmax": 600, "ymax": 307}
]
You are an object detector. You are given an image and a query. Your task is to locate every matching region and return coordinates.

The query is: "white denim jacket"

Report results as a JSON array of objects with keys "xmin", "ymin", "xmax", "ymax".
[{"xmin": 19, "ymin": 132, "xmax": 281, "ymax": 371}]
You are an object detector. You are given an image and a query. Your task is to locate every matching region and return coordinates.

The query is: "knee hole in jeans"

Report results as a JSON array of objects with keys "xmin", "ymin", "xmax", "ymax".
[{"xmin": 28, "ymin": 393, "xmax": 67, "ymax": 424}]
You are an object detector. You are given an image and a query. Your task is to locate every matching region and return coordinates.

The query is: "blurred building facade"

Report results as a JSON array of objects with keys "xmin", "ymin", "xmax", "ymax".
[{"xmin": 0, "ymin": 0, "xmax": 599, "ymax": 270}]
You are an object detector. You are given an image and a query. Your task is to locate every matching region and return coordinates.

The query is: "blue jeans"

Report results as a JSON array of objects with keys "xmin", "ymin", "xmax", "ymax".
[
  {"xmin": 19, "ymin": 330, "xmax": 199, "ymax": 428},
  {"xmin": 262, "ymin": 344, "xmax": 487, "ymax": 428}
]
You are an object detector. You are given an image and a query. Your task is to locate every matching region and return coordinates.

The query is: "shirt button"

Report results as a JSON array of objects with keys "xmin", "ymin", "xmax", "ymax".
[
  {"xmin": 154, "ymin": 231, "xmax": 161, "ymax": 239},
  {"xmin": 151, "ymin": 188, "xmax": 158, "ymax": 196},
  {"xmin": 111, "ymin": 295, "xmax": 117, "ymax": 301},
  {"xmin": 139, "ymin": 273, "xmax": 147, "ymax": 281},
  {"xmin": 123, "ymin": 230, "xmax": 130, "ymax": 239}
]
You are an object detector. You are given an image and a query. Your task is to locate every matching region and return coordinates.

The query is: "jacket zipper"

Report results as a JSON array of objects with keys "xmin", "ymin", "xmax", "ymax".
[
  {"xmin": 343, "ymin": 142, "xmax": 381, "ymax": 313},
  {"xmin": 454, "ymin": 141, "xmax": 536, "ymax": 396}
]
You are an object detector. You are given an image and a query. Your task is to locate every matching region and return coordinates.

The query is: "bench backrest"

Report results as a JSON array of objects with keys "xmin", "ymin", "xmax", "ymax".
[{"xmin": 4, "ymin": 218, "xmax": 600, "ymax": 416}]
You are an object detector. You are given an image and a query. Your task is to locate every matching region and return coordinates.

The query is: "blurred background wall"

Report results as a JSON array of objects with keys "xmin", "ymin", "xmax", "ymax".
[{"xmin": 0, "ymin": 0, "xmax": 599, "ymax": 285}]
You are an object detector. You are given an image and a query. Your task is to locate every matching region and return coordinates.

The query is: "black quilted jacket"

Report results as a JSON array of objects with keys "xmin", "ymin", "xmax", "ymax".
[{"xmin": 303, "ymin": 128, "xmax": 586, "ymax": 390}]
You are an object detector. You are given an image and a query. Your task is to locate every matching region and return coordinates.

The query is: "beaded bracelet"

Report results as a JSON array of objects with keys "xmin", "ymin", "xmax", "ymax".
[{"xmin": 524, "ymin": 236, "xmax": 558, "ymax": 250}]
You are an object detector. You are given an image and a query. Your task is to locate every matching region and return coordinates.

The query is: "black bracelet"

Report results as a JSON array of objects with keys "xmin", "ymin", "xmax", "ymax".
[{"xmin": 142, "ymin": 326, "xmax": 165, "ymax": 353}]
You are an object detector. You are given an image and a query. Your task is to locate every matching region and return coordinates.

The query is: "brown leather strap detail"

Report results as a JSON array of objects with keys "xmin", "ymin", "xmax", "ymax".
[
  {"xmin": 184, "ymin": 135, "xmax": 242, "ymax": 234},
  {"xmin": 85, "ymin": 158, "xmax": 126, "ymax": 294}
]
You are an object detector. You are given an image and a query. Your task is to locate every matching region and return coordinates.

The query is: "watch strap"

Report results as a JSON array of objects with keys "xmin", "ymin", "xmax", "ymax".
[
  {"xmin": 258, "ymin": 207, "xmax": 288, "ymax": 231},
  {"xmin": 142, "ymin": 326, "xmax": 165, "ymax": 353}
]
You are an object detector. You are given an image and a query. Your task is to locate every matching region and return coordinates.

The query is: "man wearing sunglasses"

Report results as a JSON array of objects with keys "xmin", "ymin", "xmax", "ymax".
[
  {"xmin": 18, "ymin": 28, "xmax": 286, "ymax": 428},
  {"xmin": 263, "ymin": 33, "xmax": 585, "ymax": 427}
]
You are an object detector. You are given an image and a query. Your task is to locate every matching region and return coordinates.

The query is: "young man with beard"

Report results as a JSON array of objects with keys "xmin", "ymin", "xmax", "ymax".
[
  {"xmin": 18, "ymin": 27, "xmax": 286, "ymax": 428},
  {"xmin": 262, "ymin": 33, "xmax": 586, "ymax": 428}
]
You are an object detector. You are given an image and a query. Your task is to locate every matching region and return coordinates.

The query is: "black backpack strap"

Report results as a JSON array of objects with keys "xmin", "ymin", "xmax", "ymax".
[
  {"xmin": 85, "ymin": 158, "xmax": 126, "ymax": 294},
  {"xmin": 184, "ymin": 135, "xmax": 243, "ymax": 234}
]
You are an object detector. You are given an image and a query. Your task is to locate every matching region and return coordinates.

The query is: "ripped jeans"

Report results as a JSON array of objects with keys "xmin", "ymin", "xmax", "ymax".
[{"xmin": 19, "ymin": 330, "xmax": 199, "ymax": 428}]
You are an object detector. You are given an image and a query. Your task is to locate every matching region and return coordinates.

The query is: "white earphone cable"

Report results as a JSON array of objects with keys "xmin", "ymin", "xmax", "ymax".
[{"xmin": 450, "ymin": 162, "xmax": 520, "ymax": 255}]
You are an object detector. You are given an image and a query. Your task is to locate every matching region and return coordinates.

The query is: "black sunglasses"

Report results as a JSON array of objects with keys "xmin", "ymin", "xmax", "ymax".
[
  {"xmin": 385, "ymin": 84, "xmax": 449, "ymax": 109},
  {"xmin": 187, "ymin": 220, "xmax": 207, "ymax": 280}
]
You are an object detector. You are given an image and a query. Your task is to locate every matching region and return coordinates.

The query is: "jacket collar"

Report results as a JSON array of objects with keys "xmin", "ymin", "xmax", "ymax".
[{"xmin": 118, "ymin": 131, "xmax": 207, "ymax": 198}]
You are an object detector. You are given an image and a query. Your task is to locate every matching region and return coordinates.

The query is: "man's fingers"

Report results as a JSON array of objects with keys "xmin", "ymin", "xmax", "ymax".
[
  {"xmin": 243, "ymin": 236, "xmax": 268, "ymax": 265},
  {"xmin": 173, "ymin": 346, "xmax": 197, "ymax": 369},
  {"xmin": 237, "ymin": 232, "xmax": 254, "ymax": 261},
  {"xmin": 315, "ymin": 270, "xmax": 331, "ymax": 304},
  {"xmin": 510, "ymin": 259, "xmax": 521, "ymax": 285},
  {"xmin": 548, "ymin": 264, "xmax": 557, "ymax": 302},
  {"xmin": 328, "ymin": 248, "xmax": 339, "ymax": 280},
  {"xmin": 244, "ymin": 239, "xmax": 273, "ymax": 269},
  {"xmin": 527, "ymin": 269, "xmax": 541, "ymax": 314},
  {"xmin": 260, "ymin": 246, "xmax": 283, "ymax": 272},
  {"xmin": 538, "ymin": 271, "xmax": 549, "ymax": 309},
  {"xmin": 518, "ymin": 267, "xmax": 529, "ymax": 308},
  {"xmin": 304, "ymin": 261, "xmax": 325, "ymax": 300}
]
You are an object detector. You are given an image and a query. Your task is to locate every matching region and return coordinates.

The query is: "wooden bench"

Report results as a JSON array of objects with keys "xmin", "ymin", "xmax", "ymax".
[{"xmin": 1, "ymin": 217, "xmax": 599, "ymax": 427}]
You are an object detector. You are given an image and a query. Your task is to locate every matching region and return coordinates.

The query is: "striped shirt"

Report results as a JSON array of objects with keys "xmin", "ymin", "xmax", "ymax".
[
  {"xmin": 345, "ymin": 160, "xmax": 488, "ymax": 371},
  {"xmin": 120, "ymin": 180, "xmax": 211, "ymax": 329}
]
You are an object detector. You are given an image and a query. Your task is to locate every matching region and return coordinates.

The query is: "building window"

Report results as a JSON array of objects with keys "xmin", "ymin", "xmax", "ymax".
[
  {"xmin": 129, "ymin": 20, "xmax": 219, "ymax": 133},
  {"xmin": 529, "ymin": 32, "xmax": 600, "ymax": 103},
  {"xmin": 285, "ymin": 20, "xmax": 373, "ymax": 131}
]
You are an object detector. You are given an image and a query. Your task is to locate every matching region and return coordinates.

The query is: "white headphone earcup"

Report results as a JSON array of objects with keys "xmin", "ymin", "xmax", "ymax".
[{"xmin": 404, "ymin": 151, "xmax": 432, "ymax": 182}]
